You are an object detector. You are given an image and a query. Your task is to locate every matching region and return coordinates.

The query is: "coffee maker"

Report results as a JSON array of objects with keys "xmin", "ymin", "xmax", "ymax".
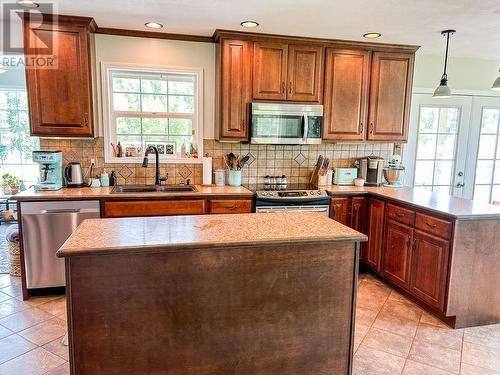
[
  {"xmin": 355, "ymin": 156, "xmax": 385, "ymax": 186},
  {"xmin": 32, "ymin": 151, "xmax": 63, "ymax": 191}
]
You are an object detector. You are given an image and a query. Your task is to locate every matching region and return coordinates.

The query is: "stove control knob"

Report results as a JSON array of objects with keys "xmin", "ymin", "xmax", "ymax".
[
  {"xmin": 310, "ymin": 191, "xmax": 315, "ymax": 195},
  {"xmin": 261, "ymin": 192, "xmax": 267, "ymax": 196}
]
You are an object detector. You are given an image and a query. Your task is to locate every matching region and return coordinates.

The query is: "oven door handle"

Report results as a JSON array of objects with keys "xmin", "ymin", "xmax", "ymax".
[{"xmin": 302, "ymin": 113, "xmax": 309, "ymax": 142}]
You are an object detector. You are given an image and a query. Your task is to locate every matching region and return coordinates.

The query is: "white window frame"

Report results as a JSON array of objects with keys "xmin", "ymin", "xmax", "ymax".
[
  {"xmin": 100, "ymin": 62, "xmax": 204, "ymax": 164},
  {"xmin": 0, "ymin": 84, "xmax": 40, "ymax": 187}
]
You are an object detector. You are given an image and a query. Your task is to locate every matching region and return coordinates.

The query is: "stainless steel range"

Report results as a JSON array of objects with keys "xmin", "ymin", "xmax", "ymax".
[{"xmin": 246, "ymin": 183, "xmax": 330, "ymax": 217}]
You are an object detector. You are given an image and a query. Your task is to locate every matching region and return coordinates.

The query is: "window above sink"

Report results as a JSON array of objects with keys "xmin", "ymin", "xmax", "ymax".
[{"xmin": 101, "ymin": 63, "xmax": 204, "ymax": 164}]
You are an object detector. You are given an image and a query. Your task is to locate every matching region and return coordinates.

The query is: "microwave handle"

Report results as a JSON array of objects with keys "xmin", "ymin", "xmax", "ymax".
[{"xmin": 302, "ymin": 113, "xmax": 309, "ymax": 141}]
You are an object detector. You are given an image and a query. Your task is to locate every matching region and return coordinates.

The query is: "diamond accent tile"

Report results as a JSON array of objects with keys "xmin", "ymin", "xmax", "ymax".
[
  {"xmin": 118, "ymin": 166, "xmax": 133, "ymax": 180},
  {"xmin": 293, "ymin": 152, "xmax": 306, "ymax": 166},
  {"xmin": 245, "ymin": 153, "xmax": 256, "ymax": 166},
  {"xmin": 178, "ymin": 166, "xmax": 192, "ymax": 179}
]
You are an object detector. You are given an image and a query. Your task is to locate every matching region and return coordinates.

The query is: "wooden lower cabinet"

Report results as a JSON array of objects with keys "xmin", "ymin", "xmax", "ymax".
[
  {"xmin": 409, "ymin": 230, "xmax": 450, "ymax": 311},
  {"xmin": 209, "ymin": 199, "xmax": 253, "ymax": 214},
  {"xmin": 381, "ymin": 219, "xmax": 413, "ymax": 289},
  {"xmin": 330, "ymin": 197, "xmax": 351, "ymax": 226},
  {"xmin": 366, "ymin": 198, "xmax": 385, "ymax": 272},
  {"xmin": 351, "ymin": 197, "xmax": 367, "ymax": 260},
  {"xmin": 103, "ymin": 200, "xmax": 206, "ymax": 218}
]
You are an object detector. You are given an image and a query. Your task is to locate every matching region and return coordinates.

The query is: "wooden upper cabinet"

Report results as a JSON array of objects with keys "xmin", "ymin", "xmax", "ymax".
[
  {"xmin": 367, "ymin": 51, "xmax": 414, "ymax": 141},
  {"xmin": 23, "ymin": 15, "xmax": 96, "ymax": 137},
  {"xmin": 253, "ymin": 42, "xmax": 288, "ymax": 100},
  {"xmin": 382, "ymin": 219, "xmax": 413, "ymax": 290},
  {"xmin": 366, "ymin": 198, "xmax": 385, "ymax": 272},
  {"xmin": 219, "ymin": 39, "xmax": 252, "ymax": 140},
  {"xmin": 323, "ymin": 49, "xmax": 370, "ymax": 141},
  {"xmin": 410, "ymin": 230, "xmax": 450, "ymax": 311},
  {"xmin": 287, "ymin": 44, "xmax": 323, "ymax": 102}
]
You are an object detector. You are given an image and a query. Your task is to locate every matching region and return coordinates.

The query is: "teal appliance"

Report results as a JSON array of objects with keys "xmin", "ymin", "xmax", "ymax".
[
  {"xmin": 333, "ymin": 168, "xmax": 358, "ymax": 185},
  {"xmin": 33, "ymin": 151, "xmax": 63, "ymax": 191}
]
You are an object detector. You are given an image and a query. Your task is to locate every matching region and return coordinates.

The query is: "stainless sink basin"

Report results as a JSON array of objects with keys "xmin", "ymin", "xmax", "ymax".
[{"xmin": 111, "ymin": 185, "xmax": 197, "ymax": 193}]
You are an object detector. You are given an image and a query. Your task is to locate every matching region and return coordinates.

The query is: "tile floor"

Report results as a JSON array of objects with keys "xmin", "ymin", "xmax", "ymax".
[{"xmin": 0, "ymin": 272, "xmax": 499, "ymax": 374}]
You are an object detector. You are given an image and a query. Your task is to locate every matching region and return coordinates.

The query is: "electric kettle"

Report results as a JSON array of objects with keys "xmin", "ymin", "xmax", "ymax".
[{"xmin": 64, "ymin": 162, "xmax": 84, "ymax": 188}]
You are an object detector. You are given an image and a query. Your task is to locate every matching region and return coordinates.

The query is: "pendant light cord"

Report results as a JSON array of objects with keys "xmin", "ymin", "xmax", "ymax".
[{"xmin": 442, "ymin": 32, "xmax": 451, "ymax": 78}]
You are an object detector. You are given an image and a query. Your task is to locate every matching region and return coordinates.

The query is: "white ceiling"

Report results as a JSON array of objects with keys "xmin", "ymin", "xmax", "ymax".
[{"xmin": 10, "ymin": 0, "xmax": 500, "ymax": 59}]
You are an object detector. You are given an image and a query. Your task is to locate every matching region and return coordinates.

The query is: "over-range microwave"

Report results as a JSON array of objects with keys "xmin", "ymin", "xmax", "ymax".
[{"xmin": 250, "ymin": 102, "xmax": 323, "ymax": 145}]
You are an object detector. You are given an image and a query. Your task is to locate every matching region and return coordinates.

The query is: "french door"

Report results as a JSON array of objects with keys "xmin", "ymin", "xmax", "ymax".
[
  {"xmin": 464, "ymin": 97, "xmax": 500, "ymax": 203},
  {"xmin": 406, "ymin": 94, "xmax": 472, "ymax": 197}
]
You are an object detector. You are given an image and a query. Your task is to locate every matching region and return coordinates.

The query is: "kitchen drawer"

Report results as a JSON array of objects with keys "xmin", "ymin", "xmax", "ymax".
[
  {"xmin": 386, "ymin": 203, "xmax": 415, "ymax": 226},
  {"xmin": 209, "ymin": 199, "xmax": 253, "ymax": 214},
  {"xmin": 104, "ymin": 200, "xmax": 206, "ymax": 218},
  {"xmin": 415, "ymin": 213, "xmax": 452, "ymax": 239}
]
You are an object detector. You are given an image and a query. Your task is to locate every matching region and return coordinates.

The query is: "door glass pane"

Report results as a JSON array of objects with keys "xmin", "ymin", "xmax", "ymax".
[
  {"xmin": 434, "ymin": 161, "xmax": 453, "ymax": 185},
  {"xmin": 419, "ymin": 107, "xmax": 439, "ymax": 133},
  {"xmin": 477, "ymin": 135, "xmax": 496, "ymax": 159},
  {"xmin": 475, "ymin": 160, "xmax": 494, "ymax": 184},
  {"xmin": 481, "ymin": 109, "xmax": 499, "ymax": 133},
  {"xmin": 436, "ymin": 134, "xmax": 456, "ymax": 159},
  {"xmin": 414, "ymin": 160, "xmax": 434, "ymax": 186},
  {"xmin": 473, "ymin": 108, "xmax": 500, "ymax": 202},
  {"xmin": 417, "ymin": 134, "xmax": 436, "ymax": 159},
  {"xmin": 492, "ymin": 185, "xmax": 500, "ymax": 203},
  {"xmin": 433, "ymin": 186, "xmax": 452, "ymax": 195},
  {"xmin": 413, "ymin": 105, "xmax": 460, "ymax": 193},
  {"xmin": 474, "ymin": 185, "xmax": 491, "ymax": 202}
]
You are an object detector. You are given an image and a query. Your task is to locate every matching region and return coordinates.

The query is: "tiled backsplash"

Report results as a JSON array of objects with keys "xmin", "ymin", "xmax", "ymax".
[{"xmin": 40, "ymin": 138, "xmax": 396, "ymax": 186}]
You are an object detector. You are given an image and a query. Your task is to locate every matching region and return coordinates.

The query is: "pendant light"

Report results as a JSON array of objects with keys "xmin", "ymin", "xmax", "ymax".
[
  {"xmin": 492, "ymin": 70, "xmax": 500, "ymax": 91},
  {"xmin": 433, "ymin": 29, "xmax": 456, "ymax": 98}
]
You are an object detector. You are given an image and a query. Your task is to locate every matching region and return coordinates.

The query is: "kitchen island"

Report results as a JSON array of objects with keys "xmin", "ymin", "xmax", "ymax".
[{"xmin": 57, "ymin": 212, "xmax": 366, "ymax": 375}]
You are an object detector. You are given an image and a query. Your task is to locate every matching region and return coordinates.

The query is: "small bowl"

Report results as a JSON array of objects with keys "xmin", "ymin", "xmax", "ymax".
[{"xmin": 354, "ymin": 178, "xmax": 365, "ymax": 187}]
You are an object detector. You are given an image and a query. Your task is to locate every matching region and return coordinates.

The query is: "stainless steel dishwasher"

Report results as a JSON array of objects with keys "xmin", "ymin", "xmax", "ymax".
[{"xmin": 21, "ymin": 200, "xmax": 100, "ymax": 289}]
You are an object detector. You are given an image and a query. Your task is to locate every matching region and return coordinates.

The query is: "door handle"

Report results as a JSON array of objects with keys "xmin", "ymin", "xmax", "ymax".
[
  {"xmin": 302, "ymin": 113, "xmax": 309, "ymax": 141},
  {"xmin": 359, "ymin": 122, "xmax": 363, "ymax": 134},
  {"xmin": 456, "ymin": 182, "xmax": 465, "ymax": 188},
  {"xmin": 282, "ymin": 82, "xmax": 286, "ymax": 93},
  {"xmin": 289, "ymin": 82, "xmax": 292, "ymax": 94},
  {"xmin": 369, "ymin": 123, "xmax": 374, "ymax": 134}
]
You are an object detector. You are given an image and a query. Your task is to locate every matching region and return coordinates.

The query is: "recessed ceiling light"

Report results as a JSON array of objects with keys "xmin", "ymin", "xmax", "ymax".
[
  {"xmin": 16, "ymin": 0, "xmax": 39, "ymax": 8},
  {"xmin": 363, "ymin": 32, "xmax": 382, "ymax": 39},
  {"xmin": 145, "ymin": 22, "xmax": 163, "ymax": 29},
  {"xmin": 240, "ymin": 21, "xmax": 259, "ymax": 28}
]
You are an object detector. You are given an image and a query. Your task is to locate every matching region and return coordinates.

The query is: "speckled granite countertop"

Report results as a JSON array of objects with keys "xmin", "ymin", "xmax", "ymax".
[
  {"xmin": 13, "ymin": 185, "xmax": 253, "ymax": 201},
  {"xmin": 57, "ymin": 212, "xmax": 367, "ymax": 257},
  {"xmin": 325, "ymin": 186, "xmax": 500, "ymax": 220}
]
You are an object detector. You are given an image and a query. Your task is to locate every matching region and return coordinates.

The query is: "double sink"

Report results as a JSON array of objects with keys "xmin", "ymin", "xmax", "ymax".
[{"xmin": 111, "ymin": 185, "xmax": 198, "ymax": 194}]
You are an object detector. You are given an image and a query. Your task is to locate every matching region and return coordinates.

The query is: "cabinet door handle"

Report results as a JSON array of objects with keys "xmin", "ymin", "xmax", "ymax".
[
  {"xmin": 425, "ymin": 222, "xmax": 437, "ymax": 228},
  {"xmin": 395, "ymin": 212, "xmax": 405, "ymax": 218},
  {"xmin": 412, "ymin": 238, "xmax": 418, "ymax": 251},
  {"xmin": 369, "ymin": 123, "xmax": 374, "ymax": 134},
  {"xmin": 289, "ymin": 82, "xmax": 292, "ymax": 94},
  {"xmin": 406, "ymin": 237, "xmax": 411, "ymax": 249},
  {"xmin": 241, "ymin": 120, "xmax": 246, "ymax": 131},
  {"xmin": 282, "ymin": 82, "xmax": 286, "ymax": 93},
  {"xmin": 359, "ymin": 122, "xmax": 363, "ymax": 134},
  {"xmin": 83, "ymin": 113, "xmax": 88, "ymax": 127}
]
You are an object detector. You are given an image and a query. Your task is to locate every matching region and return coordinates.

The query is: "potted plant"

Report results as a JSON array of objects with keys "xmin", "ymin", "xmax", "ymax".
[{"xmin": 1, "ymin": 173, "xmax": 21, "ymax": 195}]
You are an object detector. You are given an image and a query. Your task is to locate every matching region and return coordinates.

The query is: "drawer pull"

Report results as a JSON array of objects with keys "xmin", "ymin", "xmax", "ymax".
[
  {"xmin": 426, "ymin": 222, "xmax": 437, "ymax": 228},
  {"xmin": 225, "ymin": 205, "xmax": 238, "ymax": 210},
  {"xmin": 395, "ymin": 213, "xmax": 405, "ymax": 217}
]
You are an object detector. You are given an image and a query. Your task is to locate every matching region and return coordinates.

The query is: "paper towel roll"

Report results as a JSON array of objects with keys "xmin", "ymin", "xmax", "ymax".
[{"xmin": 202, "ymin": 157, "xmax": 213, "ymax": 185}]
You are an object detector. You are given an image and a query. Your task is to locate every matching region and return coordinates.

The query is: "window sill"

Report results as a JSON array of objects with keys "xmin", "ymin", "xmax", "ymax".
[{"xmin": 104, "ymin": 156, "xmax": 203, "ymax": 165}]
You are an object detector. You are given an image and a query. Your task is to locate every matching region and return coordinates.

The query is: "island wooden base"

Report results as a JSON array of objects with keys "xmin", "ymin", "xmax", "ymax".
[{"xmin": 65, "ymin": 241, "xmax": 359, "ymax": 374}]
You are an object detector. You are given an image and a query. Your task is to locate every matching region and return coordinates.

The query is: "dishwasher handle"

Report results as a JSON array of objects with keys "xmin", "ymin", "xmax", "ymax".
[{"xmin": 42, "ymin": 208, "xmax": 81, "ymax": 214}]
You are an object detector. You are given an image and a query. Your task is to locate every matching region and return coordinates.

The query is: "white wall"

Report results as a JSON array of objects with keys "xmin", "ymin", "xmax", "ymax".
[
  {"xmin": 413, "ymin": 53, "xmax": 500, "ymax": 91},
  {"xmin": 94, "ymin": 34, "xmax": 216, "ymax": 138}
]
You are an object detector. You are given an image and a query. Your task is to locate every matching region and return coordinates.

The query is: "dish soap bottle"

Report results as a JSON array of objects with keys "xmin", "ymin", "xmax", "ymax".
[
  {"xmin": 100, "ymin": 169, "xmax": 110, "ymax": 187},
  {"xmin": 109, "ymin": 171, "xmax": 117, "ymax": 186}
]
